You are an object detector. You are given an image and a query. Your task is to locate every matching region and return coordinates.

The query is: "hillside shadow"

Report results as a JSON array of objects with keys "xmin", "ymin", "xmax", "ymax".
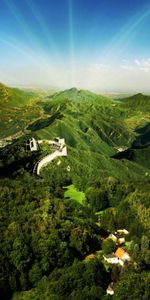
[{"xmin": 27, "ymin": 112, "xmax": 63, "ymax": 131}]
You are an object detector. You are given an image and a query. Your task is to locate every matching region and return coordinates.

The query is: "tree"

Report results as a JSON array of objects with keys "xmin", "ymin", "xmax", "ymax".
[
  {"xmin": 29, "ymin": 262, "xmax": 42, "ymax": 287},
  {"xmin": 114, "ymin": 272, "xmax": 150, "ymax": 300},
  {"xmin": 85, "ymin": 187, "xmax": 109, "ymax": 211},
  {"xmin": 102, "ymin": 239, "xmax": 116, "ymax": 254},
  {"xmin": 141, "ymin": 235, "xmax": 149, "ymax": 251}
]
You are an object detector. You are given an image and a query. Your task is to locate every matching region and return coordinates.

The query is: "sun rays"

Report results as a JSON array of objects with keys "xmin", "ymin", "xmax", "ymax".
[
  {"xmin": 68, "ymin": 0, "xmax": 76, "ymax": 87},
  {"xmin": 83, "ymin": 3, "xmax": 150, "ymax": 90},
  {"xmin": 102, "ymin": 4, "xmax": 150, "ymax": 63},
  {"xmin": 25, "ymin": 0, "xmax": 64, "ymax": 65},
  {"xmin": 0, "ymin": 0, "xmax": 150, "ymax": 90}
]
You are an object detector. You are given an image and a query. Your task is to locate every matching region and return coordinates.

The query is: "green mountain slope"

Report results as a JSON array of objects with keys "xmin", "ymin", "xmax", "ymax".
[
  {"xmin": 0, "ymin": 83, "xmax": 42, "ymax": 138},
  {"xmin": 35, "ymin": 88, "xmax": 134, "ymax": 148},
  {"xmin": 116, "ymin": 93, "xmax": 150, "ymax": 131},
  {"xmin": 0, "ymin": 87, "xmax": 149, "ymax": 182},
  {"xmin": 0, "ymin": 82, "xmax": 38, "ymax": 106},
  {"xmin": 119, "ymin": 93, "xmax": 150, "ymax": 111},
  {"xmin": 113, "ymin": 145, "xmax": 150, "ymax": 168},
  {"xmin": 133, "ymin": 123, "xmax": 150, "ymax": 147}
]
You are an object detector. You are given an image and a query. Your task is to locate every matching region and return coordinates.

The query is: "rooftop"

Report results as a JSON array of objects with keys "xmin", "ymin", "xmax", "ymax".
[
  {"xmin": 104, "ymin": 254, "xmax": 116, "ymax": 259},
  {"xmin": 115, "ymin": 247, "xmax": 126, "ymax": 259}
]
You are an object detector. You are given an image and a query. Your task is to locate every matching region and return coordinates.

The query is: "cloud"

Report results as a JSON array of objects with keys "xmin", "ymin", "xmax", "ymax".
[
  {"xmin": 120, "ymin": 58, "xmax": 150, "ymax": 74},
  {"xmin": 134, "ymin": 59, "xmax": 141, "ymax": 66},
  {"xmin": 81, "ymin": 59, "xmax": 150, "ymax": 92},
  {"xmin": 134, "ymin": 58, "xmax": 150, "ymax": 68},
  {"xmin": 89, "ymin": 64, "xmax": 109, "ymax": 72},
  {"xmin": 1, "ymin": 56, "xmax": 150, "ymax": 92},
  {"xmin": 142, "ymin": 59, "xmax": 150, "ymax": 68},
  {"xmin": 120, "ymin": 64, "xmax": 135, "ymax": 70}
]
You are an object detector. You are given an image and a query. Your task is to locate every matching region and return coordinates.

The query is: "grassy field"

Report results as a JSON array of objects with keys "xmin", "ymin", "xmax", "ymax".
[{"xmin": 64, "ymin": 184, "xmax": 86, "ymax": 205}]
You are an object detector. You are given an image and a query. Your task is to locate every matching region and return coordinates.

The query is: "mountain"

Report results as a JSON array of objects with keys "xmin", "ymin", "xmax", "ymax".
[
  {"xmin": 119, "ymin": 93, "xmax": 150, "ymax": 111},
  {"xmin": 0, "ymin": 85, "xmax": 149, "ymax": 300},
  {"xmin": 0, "ymin": 82, "xmax": 38, "ymax": 106},
  {"xmin": 0, "ymin": 86, "xmax": 149, "ymax": 180},
  {"xmin": 133, "ymin": 123, "xmax": 150, "ymax": 147},
  {"xmin": 0, "ymin": 82, "xmax": 42, "ymax": 138},
  {"xmin": 116, "ymin": 93, "xmax": 150, "ymax": 131}
]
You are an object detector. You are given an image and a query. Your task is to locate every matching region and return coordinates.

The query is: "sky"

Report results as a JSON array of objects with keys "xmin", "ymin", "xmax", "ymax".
[{"xmin": 0, "ymin": 0, "xmax": 150, "ymax": 92}]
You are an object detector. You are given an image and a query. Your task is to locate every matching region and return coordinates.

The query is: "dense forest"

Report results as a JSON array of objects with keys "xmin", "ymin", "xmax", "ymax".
[{"xmin": 0, "ymin": 84, "xmax": 149, "ymax": 299}]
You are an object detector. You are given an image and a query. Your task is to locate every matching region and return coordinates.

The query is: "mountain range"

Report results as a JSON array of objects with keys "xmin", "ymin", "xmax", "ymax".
[{"xmin": 0, "ymin": 83, "xmax": 149, "ymax": 300}]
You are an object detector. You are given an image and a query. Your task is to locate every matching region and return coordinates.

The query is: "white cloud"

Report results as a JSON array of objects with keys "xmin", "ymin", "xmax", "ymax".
[
  {"xmin": 89, "ymin": 64, "xmax": 109, "ymax": 72},
  {"xmin": 142, "ymin": 59, "xmax": 150, "ymax": 68},
  {"xmin": 120, "ymin": 64, "xmax": 135, "ymax": 70},
  {"xmin": 134, "ymin": 59, "xmax": 141, "ymax": 66},
  {"xmin": 133, "ymin": 58, "xmax": 150, "ymax": 69},
  {"xmin": 1, "ymin": 57, "xmax": 150, "ymax": 92}
]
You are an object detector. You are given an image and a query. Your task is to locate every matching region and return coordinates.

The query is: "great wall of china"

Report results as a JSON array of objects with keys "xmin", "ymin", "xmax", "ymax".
[{"xmin": 26, "ymin": 137, "xmax": 67, "ymax": 176}]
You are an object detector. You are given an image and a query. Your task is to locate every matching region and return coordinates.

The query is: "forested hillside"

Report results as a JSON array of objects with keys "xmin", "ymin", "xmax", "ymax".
[{"xmin": 0, "ymin": 85, "xmax": 149, "ymax": 300}]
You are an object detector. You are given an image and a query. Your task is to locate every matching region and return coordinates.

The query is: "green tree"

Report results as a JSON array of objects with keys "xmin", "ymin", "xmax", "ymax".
[
  {"xmin": 29, "ymin": 262, "xmax": 42, "ymax": 287},
  {"xmin": 141, "ymin": 235, "xmax": 149, "ymax": 251},
  {"xmin": 102, "ymin": 239, "xmax": 116, "ymax": 254},
  {"xmin": 114, "ymin": 272, "xmax": 150, "ymax": 300}
]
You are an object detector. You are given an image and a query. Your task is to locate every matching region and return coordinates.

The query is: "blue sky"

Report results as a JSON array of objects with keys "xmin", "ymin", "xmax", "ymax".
[{"xmin": 0, "ymin": 0, "xmax": 150, "ymax": 91}]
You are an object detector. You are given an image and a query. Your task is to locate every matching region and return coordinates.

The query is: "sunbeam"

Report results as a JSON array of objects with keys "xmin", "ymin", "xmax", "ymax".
[
  {"xmin": 102, "ymin": 4, "xmax": 150, "ymax": 63},
  {"xmin": 0, "ymin": 0, "xmax": 150, "ymax": 91},
  {"xmin": 25, "ymin": 0, "xmax": 64, "ymax": 66},
  {"xmin": 4, "ymin": 0, "xmax": 77, "ymax": 88},
  {"xmin": 68, "ymin": 0, "xmax": 76, "ymax": 87},
  {"xmin": 4, "ymin": 0, "xmax": 39, "ymax": 48},
  {"xmin": 0, "ymin": 36, "xmax": 62, "ymax": 87},
  {"xmin": 4, "ymin": 0, "xmax": 64, "ymax": 81},
  {"xmin": 84, "ymin": 3, "xmax": 150, "ymax": 89}
]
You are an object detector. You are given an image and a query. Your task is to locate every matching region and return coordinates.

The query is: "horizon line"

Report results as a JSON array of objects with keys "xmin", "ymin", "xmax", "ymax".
[{"xmin": 1, "ymin": 81, "xmax": 150, "ymax": 95}]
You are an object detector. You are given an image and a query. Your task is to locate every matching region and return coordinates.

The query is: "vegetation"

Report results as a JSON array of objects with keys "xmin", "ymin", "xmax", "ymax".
[
  {"xmin": 0, "ymin": 83, "xmax": 42, "ymax": 138},
  {"xmin": 0, "ymin": 84, "xmax": 149, "ymax": 299},
  {"xmin": 64, "ymin": 184, "xmax": 86, "ymax": 205}
]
